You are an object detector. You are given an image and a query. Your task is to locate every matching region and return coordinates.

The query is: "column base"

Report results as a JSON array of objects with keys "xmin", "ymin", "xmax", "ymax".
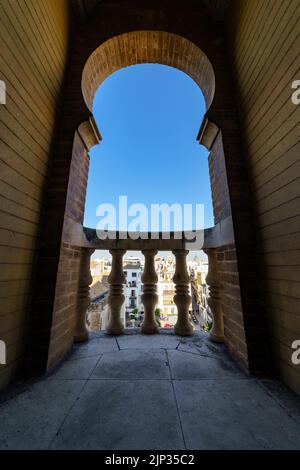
[
  {"xmin": 105, "ymin": 327, "xmax": 124, "ymax": 336},
  {"xmin": 174, "ymin": 324, "xmax": 194, "ymax": 336},
  {"xmin": 209, "ymin": 332, "xmax": 225, "ymax": 343},
  {"xmin": 141, "ymin": 324, "xmax": 159, "ymax": 334}
]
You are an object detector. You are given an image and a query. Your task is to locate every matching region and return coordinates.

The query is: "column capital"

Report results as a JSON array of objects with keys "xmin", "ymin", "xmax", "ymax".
[
  {"xmin": 77, "ymin": 115, "xmax": 102, "ymax": 152},
  {"xmin": 142, "ymin": 249, "xmax": 158, "ymax": 256}
]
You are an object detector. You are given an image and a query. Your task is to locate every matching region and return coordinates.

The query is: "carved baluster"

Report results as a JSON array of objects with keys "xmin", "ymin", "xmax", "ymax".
[
  {"xmin": 74, "ymin": 248, "xmax": 94, "ymax": 343},
  {"xmin": 106, "ymin": 249, "xmax": 126, "ymax": 335},
  {"xmin": 203, "ymin": 248, "xmax": 225, "ymax": 343},
  {"xmin": 172, "ymin": 250, "xmax": 193, "ymax": 336},
  {"xmin": 141, "ymin": 249, "xmax": 159, "ymax": 334}
]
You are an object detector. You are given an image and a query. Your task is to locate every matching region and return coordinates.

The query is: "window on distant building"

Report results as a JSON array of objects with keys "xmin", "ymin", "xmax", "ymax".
[{"xmin": 132, "ymin": 272, "xmax": 137, "ymax": 277}]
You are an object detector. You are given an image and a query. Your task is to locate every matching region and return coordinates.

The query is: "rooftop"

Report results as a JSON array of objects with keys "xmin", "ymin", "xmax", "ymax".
[
  {"xmin": 1, "ymin": 330, "xmax": 300, "ymax": 450},
  {"xmin": 123, "ymin": 264, "xmax": 142, "ymax": 270},
  {"xmin": 89, "ymin": 281, "xmax": 109, "ymax": 301}
]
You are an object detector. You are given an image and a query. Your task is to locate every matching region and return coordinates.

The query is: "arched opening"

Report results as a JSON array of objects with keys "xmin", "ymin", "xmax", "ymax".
[
  {"xmin": 45, "ymin": 30, "xmax": 245, "ymax": 370},
  {"xmin": 81, "ymin": 31, "xmax": 215, "ymax": 114},
  {"xmin": 81, "ymin": 31, "xmax": 216, "ymax": 335},
  {"xmin": 3, "ymin": 1, "xmax": 299, "ymax": 449},
  {"xmin": 84, "ymin": 63, "xmax": 214, "ymax": 228},
  {"xmin": 28, "ymin": 23, "xmax": 265, "ymax": 380},
  {"xmin": 83, "ymin": 62, "xmax": 214, "ymax": 333}
]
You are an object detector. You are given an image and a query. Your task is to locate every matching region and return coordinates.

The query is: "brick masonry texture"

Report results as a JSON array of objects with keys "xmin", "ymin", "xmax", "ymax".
[{"xmin": 1, "ymin": 0, "xmax": 299, "ymax": 396}]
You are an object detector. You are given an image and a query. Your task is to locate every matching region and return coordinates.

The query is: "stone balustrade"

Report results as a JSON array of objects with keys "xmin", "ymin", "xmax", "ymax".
[
  {"xmin": 74, "ymin": 247, "xmax": 95, "ymax": 342},
  {"xmin": 203, "ymin": 248, "xmax": 225, "ymax": 343},
  {"xmin": 172, "ymin": 250, "xmax": 194, "ymax": 336},
  {"xmin": 141, "ymin": 249, "xmax": 159, "ymax": 334},
  {"xmin": 71, "ymin": 218, "xmax": 234, "ymax": 342},
  {"xmin": 106, "ymin": 249, "xmax": 126, "ymax": 335}
]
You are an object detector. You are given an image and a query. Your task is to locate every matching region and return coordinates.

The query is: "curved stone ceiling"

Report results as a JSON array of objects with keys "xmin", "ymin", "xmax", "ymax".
[{"xmin": 82, "ymin": 30, "xmax": 215, "ymax": 112}]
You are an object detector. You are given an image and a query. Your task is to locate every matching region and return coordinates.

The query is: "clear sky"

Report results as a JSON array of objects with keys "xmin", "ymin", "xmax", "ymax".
[{"xmin": 84, "ymin": 63, "xmax": 213, "ymax": 259}]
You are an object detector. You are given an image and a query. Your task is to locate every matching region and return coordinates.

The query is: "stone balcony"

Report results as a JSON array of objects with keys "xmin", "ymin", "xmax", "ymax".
[
  {"xmin": 1, "ymin": 329, "xmax": 300, "ymax": 450},
  {"xmin": 2, "ymin": 219, "xmax": 295, "ymax": 450},
  {"xmin": 72, "ymin": 219, "xmax": 234, "ymax": 341}
]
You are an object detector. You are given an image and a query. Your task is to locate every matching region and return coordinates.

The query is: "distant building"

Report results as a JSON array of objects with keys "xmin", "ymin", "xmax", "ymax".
[
  {"xmin": 189, "ymin": 261, "xmax": 211, "ymax": 329},
  {"xmin": 87, "ymin": 277, "xmax": 109, "ymax": 331},
  {"xmin": 156, "ymin": 257, "xmax": 177, "ymax": 327},
  {"xmin": 122, "ymin": 259, "xmax": 143, "ymax": 327},
  {"xmin": 89, "ymin": 253, "xmax": 210, "ymax": 331},
  {"xmin": 90, "ymin": 257, "xmax": 111, "ymax": 285}
]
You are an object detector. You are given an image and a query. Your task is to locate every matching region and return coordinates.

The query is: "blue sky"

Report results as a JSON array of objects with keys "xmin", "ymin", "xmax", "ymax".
[{"xmin": 84, "ymin": 63, "xmax": 214, "ymax": 236}]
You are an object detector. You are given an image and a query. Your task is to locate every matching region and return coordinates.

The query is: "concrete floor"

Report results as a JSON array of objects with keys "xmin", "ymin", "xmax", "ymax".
[{"xmin": 1, "ymin": 329, "xmax": 300, "ymax": 450}]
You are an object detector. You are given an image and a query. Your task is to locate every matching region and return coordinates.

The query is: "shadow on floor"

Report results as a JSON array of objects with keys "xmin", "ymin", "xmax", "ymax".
[{"xmin": 0, "ymin": 329, "xmax": 300, "ymax": 449}]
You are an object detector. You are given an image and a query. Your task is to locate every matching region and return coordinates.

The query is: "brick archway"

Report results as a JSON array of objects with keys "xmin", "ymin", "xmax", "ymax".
[
  {"xmin": 81, "ymin": 30, "xmax": 215, "ymax": 113},
  {"xmin": 26, "ymin": 3, "xmax": 268, "ymax": 378}
]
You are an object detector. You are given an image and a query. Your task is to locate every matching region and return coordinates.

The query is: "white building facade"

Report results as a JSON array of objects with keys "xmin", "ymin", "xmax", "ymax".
[{"xmin": 122, "ymin": 258, "xmax": 144, "ymax": 327}]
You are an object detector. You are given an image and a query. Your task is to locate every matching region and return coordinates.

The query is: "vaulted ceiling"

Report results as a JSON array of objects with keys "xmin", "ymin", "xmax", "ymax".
[{"xmin": 71, "ymin": 0, "xmax": 231, "ymax": 22}]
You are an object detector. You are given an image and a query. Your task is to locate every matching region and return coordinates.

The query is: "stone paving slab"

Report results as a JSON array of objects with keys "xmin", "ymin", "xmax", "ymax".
[
  {"xmin": 0, "ymin": 331, "xmax": 300, "ymax": 450},
  {"xmin": 51, "ymin": 380, "xmax": 185, "ymax": 450},
  {"xmin": 0, "ymin": 379, "xmax": 84, "ymax": 449},
  {"xmin": 174, "ymin": 379, "xmax": 300, "ymax": 450},
  {"xmin": 257, "ymin": 378, "xmax": 300, "ymax": 424},
  {"xmin": 178, "ymin": 334, "xmax": 230, "ymax": 361},
  {"xmin": 167, "ymin": 349, "xmax": 245, "ymax": 380},
  {"xmin": 69, "ymin": 336, "xmax": 119, "ymax": 360},
  {"xmin": 117, "ymin": 332, "xmax": 180, "ymax": 350},
  {"xmin": 91, "ymin": 349, "xmax": 170, "ymax": 380},
  {"xmin": 50, "ymin": 355, "xmax": 100, "ymax": 380}
]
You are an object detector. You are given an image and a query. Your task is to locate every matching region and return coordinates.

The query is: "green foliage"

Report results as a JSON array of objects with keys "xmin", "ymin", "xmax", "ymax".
[
  {"xmin": 155, "ymin": 308, "xmax": 162, "ymax": 317},
  {"xmin": 128, "ymin": 312, "xmax": 136, "ymax": 320},
  {"xmin": 204, "ymin": 319, "xmax": 213, "ymax": 332},
  {"xmin": 155, "ymin": 308, "xmax": 162, "ymax": 327}
]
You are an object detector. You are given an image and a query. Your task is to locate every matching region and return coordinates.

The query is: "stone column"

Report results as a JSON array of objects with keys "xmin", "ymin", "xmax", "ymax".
[
  {"xmin": 106, "ymin": 249, "xmax": 126, "ymax": 335},
  {"xmin": 74, "ymin": 248, "xmax": 94, "ymax": 343},
  {"xmin": 204, "ymin": 248, "xmax": 225, "ymax": 343},
  {"xmin": 172, "ymin": 250, "xmax": 193, "ymax": 336},
  {"xmin": 141, "ymin": 249, "xmax": 159, "ymax": 334}
]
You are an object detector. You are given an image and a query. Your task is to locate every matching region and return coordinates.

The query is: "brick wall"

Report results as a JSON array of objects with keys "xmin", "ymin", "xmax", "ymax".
[
  {"xmin": 216, "ymin": 244, "xmax": 248, "ymax": 366},
  {"xmin": 207, "ymin": 128, "xmax": 268, "ymax": 371},
  {"xmin": 24, "ymin": 124, "xmax": 94, "ymax": 373},
  {"xmin": 208, "ymin": 133, "xmax": 231, "ymax": 224},
  {"xmin": 47, "ymin": 243, "xmax": 81, "ymax": 369},
  {"xmin": 19, "ymin": 1, "xmax": 270, "ymax": 381},
  {"xmin": 228, "ymin": 0, "xmax": 300, "ymax": 394},
  {"xmin": 0, "ymin": 0, "xmax": 70, "ymax": 389},
  {"xmin": 47, "ymin": 131, "xmax": 91, "ymax": 369}
]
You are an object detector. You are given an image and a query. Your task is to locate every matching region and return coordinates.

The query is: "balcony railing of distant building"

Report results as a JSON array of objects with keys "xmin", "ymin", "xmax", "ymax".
[{"xmin": 64, "ymin": 216, "xmax": 234, "ymax": 342}]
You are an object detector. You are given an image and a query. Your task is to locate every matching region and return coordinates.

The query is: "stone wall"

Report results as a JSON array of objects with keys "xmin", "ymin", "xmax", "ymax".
[
  {"xmin": 28, "ymin": 1, "xmax": 265, "ymax": 376},
  {"xmin": 0, "ymin": 0, "xmax": 70, "ymax": 389},
  {"xmin": 2, "ymin": 0, "xmax": 292, "ymax": 389},
  {"xmin": 228, "ymin": 0, "xmax": 300, "ymax": 393},
  {"xmin": 26, "ymin": 120, "xmax": 99, "ymax": 372}
]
